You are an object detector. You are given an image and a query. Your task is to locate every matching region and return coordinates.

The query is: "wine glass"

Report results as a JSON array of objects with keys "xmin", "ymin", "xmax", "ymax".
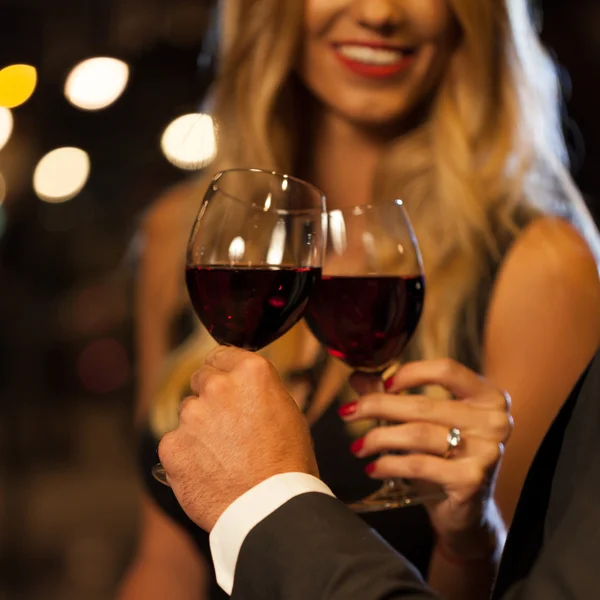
[
  {"xmin": 303, "ymin": 200, "xmax": 438, "ymax": 512},
  {"xmin": 152, "ymin": 168, "xmax": 327, "ymax": 485}
]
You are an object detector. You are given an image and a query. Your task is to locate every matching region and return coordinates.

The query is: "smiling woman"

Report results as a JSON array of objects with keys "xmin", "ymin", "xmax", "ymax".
[
  {"xmin": 119, "ymin": 1, "xmax": 600, "ymax": 600},
  {"xmin": 299, "ymin": 0, "xmax": 457, "ymax": 126}
]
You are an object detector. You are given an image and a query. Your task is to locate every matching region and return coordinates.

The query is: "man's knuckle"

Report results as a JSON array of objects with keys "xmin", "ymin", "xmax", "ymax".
[
  {"xmin": 204, "ymin": 374, "xmax": 227, "ymax": 397},
  {"xmin": 178, "ymin": 395, "xmax": 195, "ymax": 419},
  {"xmin": 189, "ymin": 372, "xmax": 199, "ymax": 394},
  {"xmin": 238, "ymin": 353, "xmax": 268, "ymax": 376},
  {"xmin": 190, "ymin": 368, "xmax": 206, "ymax": 394},
  {"xmin": 158, "ymin": 432, "xmax": 177, "ymax": 466}
]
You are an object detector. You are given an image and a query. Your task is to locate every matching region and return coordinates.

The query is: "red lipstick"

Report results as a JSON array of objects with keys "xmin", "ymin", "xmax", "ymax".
[{"xmin": 332, "ymin": 42, "xmax": 416, "ymax": 80}]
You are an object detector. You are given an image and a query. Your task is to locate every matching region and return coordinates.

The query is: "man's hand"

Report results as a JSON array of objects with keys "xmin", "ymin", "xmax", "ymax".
[{"xmin": 158, "ymin": 346, "xmax": 319, "ymax": 532}]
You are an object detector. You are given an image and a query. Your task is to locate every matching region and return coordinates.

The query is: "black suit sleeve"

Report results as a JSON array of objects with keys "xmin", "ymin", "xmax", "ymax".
[
  {"xmin": 233, "ymin": 489, "xmax": 600, "ymax": 600},
  {"xmin": 232, "ymin": 492, "xmax": 440, "ymax": 600}
]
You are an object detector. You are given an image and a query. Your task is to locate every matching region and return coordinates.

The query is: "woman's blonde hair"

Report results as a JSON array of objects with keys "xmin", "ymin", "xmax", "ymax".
[{"xmin": 150, "ymin": 0, "xmax": 600, "ymax": 434}]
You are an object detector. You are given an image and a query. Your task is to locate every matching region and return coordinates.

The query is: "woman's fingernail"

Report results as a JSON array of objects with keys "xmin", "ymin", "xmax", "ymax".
[
  {"xmin": 384, "ymin": 376, "xmax": 394, "ymax": 391},
  {"xmin": 338, "ymin": 401, "xmax": 358, "ymax": 418},
  {"xmin": 365, "ymin": 462, "xmax": 377, "ymax": 476},
  {"xmin": 350, "ymin": 437, "xmax": 365, "ymax": 455}
]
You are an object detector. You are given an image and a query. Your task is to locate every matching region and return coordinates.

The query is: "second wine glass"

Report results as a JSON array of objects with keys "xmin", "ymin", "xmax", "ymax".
[
  {"xmin": 152, "ymin": 168, "xmax": 326, "ymax": 485},
  {"xmin": 304, "ymin": 200, "xmax": 434, "ymax": 512}
]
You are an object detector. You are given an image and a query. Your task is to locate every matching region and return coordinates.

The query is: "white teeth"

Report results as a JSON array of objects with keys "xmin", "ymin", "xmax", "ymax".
[{"xmin": 336, "ymin": 45, "xmax": 406, "ymax": 66}]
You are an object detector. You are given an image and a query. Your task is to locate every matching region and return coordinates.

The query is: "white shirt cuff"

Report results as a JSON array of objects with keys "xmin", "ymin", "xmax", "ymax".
[{"xmin": 209, "ymin": 472, "xmax": 335, "ymax": 595}]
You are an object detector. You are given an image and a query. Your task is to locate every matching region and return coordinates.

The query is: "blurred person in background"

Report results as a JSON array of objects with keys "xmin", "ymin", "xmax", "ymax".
[{"xmin": 118, "ymin": 0, "xmax": 600, "ymax": 599}]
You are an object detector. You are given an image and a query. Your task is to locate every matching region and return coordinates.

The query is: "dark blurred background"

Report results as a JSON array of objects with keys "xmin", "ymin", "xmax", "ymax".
[{"xmin": 0, "ymin": 1, "xmax": 598, "ymax": 598}]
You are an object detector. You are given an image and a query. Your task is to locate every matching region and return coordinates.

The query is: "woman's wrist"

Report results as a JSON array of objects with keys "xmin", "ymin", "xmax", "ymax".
[
  {"xmin": 434, "ymin": 503, "xmax": 506, "ymax": 565},
  {"xmin": 434, "ymin": 532, "xmax": 497, "ymax": 566}
]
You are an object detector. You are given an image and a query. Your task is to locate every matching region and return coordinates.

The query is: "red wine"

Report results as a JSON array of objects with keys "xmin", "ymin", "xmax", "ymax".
[
  {"xmin": 185, "ymin": 265, "xmax": 321, "ymax": 351},
  {"xmin": 304, "ymin": 275, "xmax": 425, "ymax": 370}
]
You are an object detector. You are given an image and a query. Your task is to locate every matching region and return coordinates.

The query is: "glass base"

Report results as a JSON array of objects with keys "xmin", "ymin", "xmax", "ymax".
[
  {"xmin": 348, "ymin": 479, "xmax": 446, "ymax": 514},
  {"xmin": 151, "ymin": 463, "xmax": 171, "ymax": 487}
]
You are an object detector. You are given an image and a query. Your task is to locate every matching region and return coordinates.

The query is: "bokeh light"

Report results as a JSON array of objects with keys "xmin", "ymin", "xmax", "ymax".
[
  {"xmin": 228, "ymin": 236, "xmax": 246, "ymax": 261},
  {"xmin": 77, "ymin": 338, "xmax": 131, "ymax": 394},
  {"xmin": 65, "ymin": 57, "xmax": 130, "ymax": 111},
  {"xmin": 33, "ymin": 147, "xmax": 91, "ymax": 203},
  {"xmin": 0, "ymin": 64, "xmax": 37, "ymax": 108},
  {"xmin": 160, "ymin": 113, "xmax": 216, "ymax": 170},
  {"xmin": 0, "ymin": 108, "xmax": 13, "ymax": 151}
]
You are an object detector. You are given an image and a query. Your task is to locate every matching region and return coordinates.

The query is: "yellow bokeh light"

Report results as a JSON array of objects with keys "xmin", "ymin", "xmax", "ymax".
[
  {"xmin": 0, "ymin": 108, "xmax": 13, "ymax": 151},
  {"xmin": 33, "ymin": 147, "xmax": 91, "ymax": 203},
  {"xmin": 0, "ymin": 64, "xmax": 37, "ymax": 108}
]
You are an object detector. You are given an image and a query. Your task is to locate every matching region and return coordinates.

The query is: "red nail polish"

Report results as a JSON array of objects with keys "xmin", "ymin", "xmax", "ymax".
[
  {"xmin": 365, "ymin": 462, "xmax": 377, "ymax": 476},
  {"xmin": 350, "ymin": 437, "xmax": 365, "ymax": 454},
  {"xmin": 338, "ymin": 401, "xmax": 358, "ymax": 418},
  {"xmin": 384, "ymin": 376, "xmax": 394, "ymax": 391}
]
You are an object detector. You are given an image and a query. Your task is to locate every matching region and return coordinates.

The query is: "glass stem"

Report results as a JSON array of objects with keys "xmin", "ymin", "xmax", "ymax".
[
  {"xmin": 377, "ymin": 418, "xmax": 404, "ymax": 491},
  {"xmin": 377, "ymin": 362, "xmax": 406, "ymax": 493}
]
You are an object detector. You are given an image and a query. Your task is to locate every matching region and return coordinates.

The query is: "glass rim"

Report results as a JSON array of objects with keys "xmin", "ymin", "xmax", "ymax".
[
  {"xmin": 327, "ymin": 199, "xmax": 404, "ymax": 215},
  {"xmin": 210, "ymin": 168, "xmax": 327, "ymax": 215}
]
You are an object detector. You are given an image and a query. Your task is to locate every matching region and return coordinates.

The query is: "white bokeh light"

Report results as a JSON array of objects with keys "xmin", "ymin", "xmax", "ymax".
[
  {"xmin": 0, "ymin": 108, "xmax": 14, "ymax": 152},
  {"xmin": 65, "ymin": 57, "xmax": 129, "ymax": 111},
  {"xmin": 267, "ymin": 219, "xmax": 286, "ymax": 265},
  {"xmin": 228, "ymin": 236, "xmax": 246, "ymax": 262},
  {"xmin": 33, "ymin": 147, "xmax": 91, "ymax": 203},
  {"xmin": 329, "ymin": 210, "xmax": 347, "ymax": 255},
  {"xmin": 161, "ymin": 113, "xmax": 216, "ymax": 170}
]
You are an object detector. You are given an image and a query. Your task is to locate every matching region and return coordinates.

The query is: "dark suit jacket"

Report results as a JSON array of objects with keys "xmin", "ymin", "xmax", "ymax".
[{"xmin": 231, "ymin": 352, "xmax": 600, "ymax": 599}]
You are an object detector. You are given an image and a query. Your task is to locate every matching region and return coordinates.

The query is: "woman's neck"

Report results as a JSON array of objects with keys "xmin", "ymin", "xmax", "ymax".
[{"xmin": 306, "ymin": 109, "xmax": 391, "ymax": 209}]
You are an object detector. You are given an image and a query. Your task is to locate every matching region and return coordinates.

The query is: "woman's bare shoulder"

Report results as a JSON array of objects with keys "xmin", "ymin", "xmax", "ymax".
[
  {"xmin": 485, "ymin": 215, "xmax": 600, "ymax": 363},
  {"xmin": 511, "ymin": 217, "xmax": 598, "ymax": 277}
]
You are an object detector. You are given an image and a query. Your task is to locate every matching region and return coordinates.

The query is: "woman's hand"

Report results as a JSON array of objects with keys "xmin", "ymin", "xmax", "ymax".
[{"xmin": 343, "ymin": 359, "xmax": 513, "ymax": 559}]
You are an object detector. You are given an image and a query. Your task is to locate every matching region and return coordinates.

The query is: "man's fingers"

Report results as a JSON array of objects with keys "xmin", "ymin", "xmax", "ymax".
[
  {"xmin": 205, "ymin": 345, "xmax": 254, "ymax": 372},
  {"xmin": 190, "ymin": 364, "xmax": 223, "ymax": 395},
  {"xmin": 157, "ymin": 429, "xmax": 179, "ymax": 476},
  {"xmin": 177, "ymin": 394, "xmax": 210, "ymax": 427}
]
